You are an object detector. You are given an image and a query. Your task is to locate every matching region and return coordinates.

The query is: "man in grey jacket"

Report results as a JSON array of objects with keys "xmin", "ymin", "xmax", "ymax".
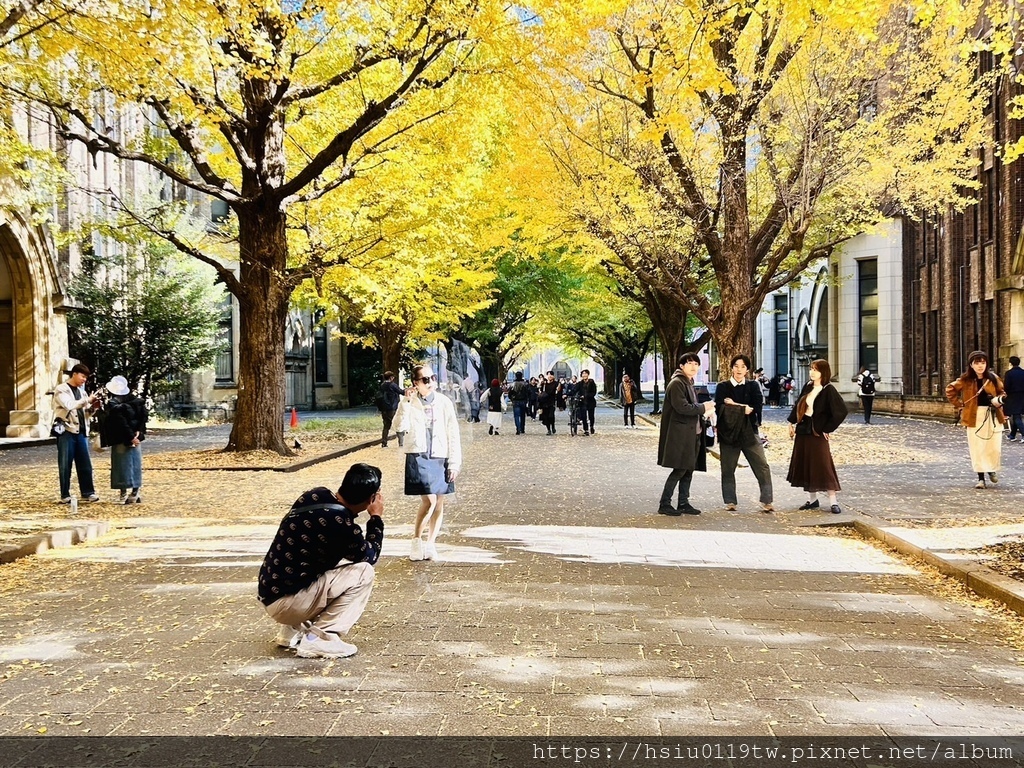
[
  {"xmin": 657, "ymin": 353, "xmax": 715, "ymax": 515},
  {"xmin": 52, "ymin": 363, "xmax": 101, "ymax": 505}
]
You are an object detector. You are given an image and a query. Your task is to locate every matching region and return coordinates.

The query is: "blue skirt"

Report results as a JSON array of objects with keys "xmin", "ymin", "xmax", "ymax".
[
  {"xmin": 110, "ymin": 443, "xmax": 143, "ymax": 489},
  {"xmin": 404, "ymin": 453, "xmax": 455, "ymax": 496}
]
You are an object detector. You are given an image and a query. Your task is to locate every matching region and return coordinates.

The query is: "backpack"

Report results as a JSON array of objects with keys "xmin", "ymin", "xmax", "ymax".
[
  {"xmin": 860, "ymin": 375, "xmax": 875, "ymax": 395},
  {"xmin": 374, "ymin": 389, "xmax": 388, "ymax": 413}
]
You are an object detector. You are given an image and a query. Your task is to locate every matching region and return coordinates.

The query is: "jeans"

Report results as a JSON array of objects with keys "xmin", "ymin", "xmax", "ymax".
[
  {"xmin": 57, "ymin": 431, "xmax": 95, "ymax": 499},
  {"xmin": 719, "ymin": 436, "xmax": 773, "ymax": 505},
  {"xmin": 623, "ymin": 402, "xmax": 636, "ymax": 426},
  {"xmin": 1009, "ymin": 412, "xmax": 1024, "ymax": 439},
  {"xmin": 660, "ymin": 467, "xmax": 694, "ymax": 507},
  {"xmin": 512, "ymin": 402, "xmax": 527, "ymax": 433}
]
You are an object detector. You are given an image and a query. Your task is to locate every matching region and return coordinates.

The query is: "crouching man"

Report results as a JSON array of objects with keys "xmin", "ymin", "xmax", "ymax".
[{"xmin": 258, "ymin": 463, "xmax": 384, "ymax": 658}]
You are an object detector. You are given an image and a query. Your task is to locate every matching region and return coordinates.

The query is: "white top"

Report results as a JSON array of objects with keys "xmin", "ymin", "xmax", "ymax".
[
  {"xmin": 394, "ymin": 392, "xmax": 462, "ymax": 471},
  {"xmin": 804, "ymin": 384, "xmax": 824, "ymax": 416}
]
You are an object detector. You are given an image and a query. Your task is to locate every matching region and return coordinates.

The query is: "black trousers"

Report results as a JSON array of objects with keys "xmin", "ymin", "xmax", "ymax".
[
  {"xmin": 623, "ymin": 402, "xmax": 636, "ymax": 425},
  {"xmin": 381, "ymin": 409, "xmax": 396, "ymax": 445},
  {"xmin": 861, "ymin": 396, "xmax": 873, "ymax": 424}
]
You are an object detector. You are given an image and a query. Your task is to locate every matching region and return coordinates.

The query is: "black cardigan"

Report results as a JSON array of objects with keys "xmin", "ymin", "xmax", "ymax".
[{"xmin": 787, "ymin": 382, "xmax": 848, "ymax": 434}]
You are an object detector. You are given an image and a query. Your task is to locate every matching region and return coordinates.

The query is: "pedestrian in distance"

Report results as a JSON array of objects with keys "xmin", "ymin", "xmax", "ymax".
[
  {"xmin": 946, "ymin": 350, "xmax": 1007, "ymax": 489},
  {"xmin": 52, "ymin": 362, "xmax": 102, "ymax": 505},
  {"xmin": 258, "ymin": 463, "xmax": 384, "ymax": 659},
  {"xmin": 1002, "ymin": 356, "xmax": 1024, "ymax": 443},
  {"xmin": 485, "ymin": 378, "xmax": 505, "ymax": 436},
  {"xmin": 855, "ymin": 367, "xmax": 879, "ymax": 424},
  {"xmin": 99, "ymin": 375, "xmax": 148, "ymax": 504},
  {"xmin": 786, "ymin": 359, "xmax": 848, "ymax": 514},
  {"xmin": 538, "ymin": 371, "xmax": 559, "ymax": 435},
  {"xmin": 527, "ymin": 376, "xmax": 539, "ymax": 421},
  {"xmin": 767, "ymin": 374, "xmax": 781, "ymax": 408},
  {"xmin": 394, "ymin": 363, "xmax": 462, "ymax": 560},
  {"xmin": 618, "ymin": 373, "xmax": 640, "ymax": 428},
  {"xmin": 375, "ymin": 371, "xmax": 403, "ymax": 448},
  {"xmin": 579, "ymin": 369, "xmax": 598, "ymax": 435},
  {"xmin": 715, "ymin": 355, "xmax": 774, "ymax": 513},
  {"xmin": 657, "ymin": 353, "xmax": 715, "ymax": 516},
  {"xmin": 462, "ymin": 376, "xmax": 481, "ymax": 423},
  {"xmin": 508, "ymin": 371, "xmax": 530, "ymax": 434}
]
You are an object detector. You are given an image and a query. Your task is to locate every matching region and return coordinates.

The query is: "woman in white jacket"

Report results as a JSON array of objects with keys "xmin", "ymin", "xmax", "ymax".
[{"xmin": 394, "ymin": 363, "xmax": 462, "ymax": 561}]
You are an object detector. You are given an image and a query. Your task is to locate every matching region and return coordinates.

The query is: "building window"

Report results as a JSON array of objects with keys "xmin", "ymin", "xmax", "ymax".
[
  {"xmin": 313, "ymin": 313, "xmax": 329, "ymax": 384},
  {"xmin": 211, "ymin": 198, "xmax": 230, "ymax": 224},
  {"xmin": 215, "ymin": 295, "xmax": 234, "ymax": 383},
  {"xmin": 985, "ymin": 169, "xmax": 995, "ymax": 243},
  {"xmin": 858, "ymin": 259, "xmax": 878, "ymax": 372},
  {"xmin": 931, "ymin": 310, "xmax": 939, "ymax": 374},
  {"xmin": 774, "ymin": 294, "xmax": 789, "ymax": 377}
]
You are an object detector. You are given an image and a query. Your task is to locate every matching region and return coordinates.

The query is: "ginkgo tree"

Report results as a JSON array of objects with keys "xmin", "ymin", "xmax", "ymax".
[
  {"xmin": 524, "ymin": 0, "xmax": 995, "ymax": 376},
  {"xmin": 11, "ymin": 0, "xmax": 521, "ymax": 453}
]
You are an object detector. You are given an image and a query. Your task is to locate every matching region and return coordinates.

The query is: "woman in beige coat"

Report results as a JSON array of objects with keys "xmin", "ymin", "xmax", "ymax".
[{"xmin": 945, "ymin": 350, "xmax": 1007, "ymax": 489}]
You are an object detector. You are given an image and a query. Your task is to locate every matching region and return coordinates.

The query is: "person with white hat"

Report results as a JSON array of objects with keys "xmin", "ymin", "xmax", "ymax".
[{"xmin": 100, "ymin": 375, "xmax": 148, "ymax": 503}]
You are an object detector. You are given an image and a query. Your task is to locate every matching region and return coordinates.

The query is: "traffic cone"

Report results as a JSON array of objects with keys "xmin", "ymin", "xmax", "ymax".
[{"xmin": 290, "ymin": 407, "xmax": 299, "ymax": 429}]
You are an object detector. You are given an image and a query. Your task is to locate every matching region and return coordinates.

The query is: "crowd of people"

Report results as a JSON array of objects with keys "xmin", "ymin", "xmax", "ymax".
[{"xmin": 48, "ymin": 350, "xmax": 1012, "ymax": 661}]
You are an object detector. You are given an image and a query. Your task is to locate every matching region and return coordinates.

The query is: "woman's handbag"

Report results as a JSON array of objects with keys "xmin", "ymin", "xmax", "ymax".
[
  {"xmin": 49, "ymin": 418, "xmax": 65, "ymax": 437},
  {"xmin": 704, "ymin": 423, "xmax": 716, "ymax": 448}
]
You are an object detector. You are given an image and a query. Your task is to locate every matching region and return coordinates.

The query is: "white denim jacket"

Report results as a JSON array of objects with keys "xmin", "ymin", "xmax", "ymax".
[{"xmin": 394, "ymin": 392, "xmax": 462, "ymax": 472}]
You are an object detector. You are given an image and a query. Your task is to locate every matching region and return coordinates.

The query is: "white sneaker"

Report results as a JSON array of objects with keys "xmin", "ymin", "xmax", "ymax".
[
  {"xmin": 409, "ymin": 537, "xmax": 424, "ymax": 561},
  {"xmin": 423, "ymin": 542, "xmax": 441, "ymax": 561},
  {"xmin": 295, "ymin": 629, "xmax": 357, "ymax": 659},
  {"xmin": 275, "ymin": 624, "xmax": 303, "ymax": 648}
]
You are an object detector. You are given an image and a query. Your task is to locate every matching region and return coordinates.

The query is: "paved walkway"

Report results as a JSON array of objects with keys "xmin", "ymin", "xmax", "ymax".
[{"xmin": 1, "ymin": 406, "xmax": 1024, "ymax": 738}]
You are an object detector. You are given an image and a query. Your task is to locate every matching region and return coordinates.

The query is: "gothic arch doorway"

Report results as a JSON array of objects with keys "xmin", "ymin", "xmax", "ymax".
[{"xmin": 0, "ymin": 213, "xmax": 67, "ymax": 437}]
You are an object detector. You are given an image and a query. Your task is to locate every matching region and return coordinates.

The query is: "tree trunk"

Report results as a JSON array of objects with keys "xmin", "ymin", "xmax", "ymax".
[
  {"xmin": 379, "ymin": 327, "xmax": 405, "ymax": 376},
  {"xmin": 226, "ymin": 206, "xmax": 292, "ymax": 455}
]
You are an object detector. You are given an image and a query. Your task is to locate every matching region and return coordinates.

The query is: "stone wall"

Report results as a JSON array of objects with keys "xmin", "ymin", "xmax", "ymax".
[{"xmin": 848, "ymin": 394, "xmax": 952, "ymax": 421}]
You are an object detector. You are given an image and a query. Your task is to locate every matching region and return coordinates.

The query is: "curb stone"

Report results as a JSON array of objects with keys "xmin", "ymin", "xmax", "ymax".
[
  {"xmin": 0, "ymin": 520, "xmax": 111, "ymax": 565},
  {"xmin": 853, "ymin": 517, "xmax": 1024, "ymax": 617}
]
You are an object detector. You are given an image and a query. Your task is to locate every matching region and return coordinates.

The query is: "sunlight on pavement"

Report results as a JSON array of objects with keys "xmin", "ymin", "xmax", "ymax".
[
  {"xmin": 0, "ymin": 633, "xmax": 86, "ymax": 662},
  {"xmin": 462, "ymin": 525, "xmax": 916, "ymax": 574}
]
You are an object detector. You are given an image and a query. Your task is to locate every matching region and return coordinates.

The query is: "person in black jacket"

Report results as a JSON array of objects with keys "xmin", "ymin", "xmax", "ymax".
[
  {"xmin": 538, "ymin": 371, "xmax": 559, "ymax": 435},
  {"xmin": 715, "ymin": 356, "xmax": 774, "ymax": 513},
  {"xmin": 1003, "ymin": 356, "xmax": 1024, "ymax": 442},
  {"xmin": 377, "ymin": 372, "xmax": 403, "ymax": 448},
  {"xmin": 100, "ymin": 375, "xmax": 148, "ymax": 504},
  {"xmin": 786, "ymin": 359, "xmax": 849, "ymax": 514},
  {"xmin": 578, "ymin": 369, "xmax": 598, "ymax": 435},
  {"xmin": 258, "ymin": 463, "xmax": 384, "ymax": 659}
]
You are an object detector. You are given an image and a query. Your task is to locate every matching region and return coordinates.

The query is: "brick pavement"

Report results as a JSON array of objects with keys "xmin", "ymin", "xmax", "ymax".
[{"xmin": 1, "ymin": 406, "xmax": 1024, "ymax": 739}]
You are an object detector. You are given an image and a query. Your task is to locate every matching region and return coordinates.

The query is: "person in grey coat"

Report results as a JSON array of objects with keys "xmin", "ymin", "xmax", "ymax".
[{"xmin": 657, "ymin": 353, "xmax": 715, "ymax": 516}]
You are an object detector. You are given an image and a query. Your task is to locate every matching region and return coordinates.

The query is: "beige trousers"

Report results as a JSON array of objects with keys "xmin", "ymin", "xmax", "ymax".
[
  {"xmin": 966, "ymin": 405, "xmax": 1003, "ymax": 473},
  {"xmin": 264, "ymin": 562, "xmax": 375, "ymax": 636}
]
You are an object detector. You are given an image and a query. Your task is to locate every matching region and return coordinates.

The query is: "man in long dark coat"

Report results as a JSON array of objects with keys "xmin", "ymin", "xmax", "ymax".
[{"xmin": 657, "ymin": 353, "xmax": 715, "ymax": 515}]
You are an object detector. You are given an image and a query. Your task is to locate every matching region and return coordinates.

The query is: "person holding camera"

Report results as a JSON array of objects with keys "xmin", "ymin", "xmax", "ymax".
[{"xmin": 52, "ymin": 363, "xmax": 102, "ymax": 505}]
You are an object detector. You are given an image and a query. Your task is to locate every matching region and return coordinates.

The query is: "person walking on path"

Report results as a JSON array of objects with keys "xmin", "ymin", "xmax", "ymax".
[
  {"xmin": 538, "ymin": 371, "xmax": 559, "ymax": 435},
  {"xmin": 485, "ymin": 378, "xmax": 506, "ymax": 436},
  {"xmin": 855, "ymin": 367, "xmax": 878, "ymax": 424},
  {"xmin": 52, "ymin": 362, "xmax": 102, "ymax": 505},
  {"xmin": 508, "ymin": 371, "xmax": 530, "ymax": 435},
  {"xmin": 657, "ymin": 353, "xmax": 715, "ymax": 516},
  {"xmin": 394, "ymin": 363, "xmax": 462, "ymax": 561},
  {"xmin": 618, "ymin": 373, "xmax": 640, "ymax": 428},
  {"xmin": 715, "ymin": 355, "xmax": 774, "ymax": 513},
  {"xmin": 99, "ymin": 376, "xmax": 148, "ymax": 504},
  {"xmin": 527, "ymin": 376, "xmax": 539, "ymax": 421},
  {"xmin": 946, "ymin": 350, "xmax": 1007, "ymax": 489},
  {"xmin": 376, "ymin": 371, "xmax": 403, "ymax": 448},
  {"xmin": 767, "ymin": 374, "xmax": 781, "ymax": 408},
  {"xmin": 786, "ymin": 359, "xmax": 848, "ymax": 514},
  {"xmin": 462, "ymin": 376, "xmax": 481, "ymax": 423},
  {"xmin": 1002, "ymin": 356, "xmax": 1024, "ymax": 443},
  {"xmin": 579, "ymin": 369, "xmax": 598, "ymax": 435},
  {"xmin": 257, "ymin": 463, "xmax": 384, "ymax": 659}
]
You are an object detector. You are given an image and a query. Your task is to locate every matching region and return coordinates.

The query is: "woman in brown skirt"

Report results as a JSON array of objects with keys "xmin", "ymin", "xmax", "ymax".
[
  {"xmin": 786, "ymin": 359, "xmax": 849, "ymax": 514},
  {"xmin": 945, "ymin": 350, "xmax": 1007, "ymax": 489}
]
